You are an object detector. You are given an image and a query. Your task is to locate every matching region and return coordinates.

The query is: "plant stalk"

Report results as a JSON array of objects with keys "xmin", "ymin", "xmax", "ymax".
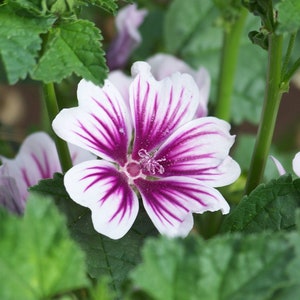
[
  {"xmin": 244, "ymin": 33, "xmax": 283, "ymax": 195},
  {"xmin": 281, "ymin": 32, "xmax": 297, "ymax": 78},
  {"xmin": 214, "ymin": 9, "xmax": 248, "ymax": 121},
  {"xmin": 42, "ymin": 82, "xmax": 72, "ymax": 173}
]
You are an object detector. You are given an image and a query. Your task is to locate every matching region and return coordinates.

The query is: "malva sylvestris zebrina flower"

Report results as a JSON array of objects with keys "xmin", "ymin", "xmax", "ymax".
[
  {"xmin": 109, "ymin": 53, "xmax": 210, "ymax": 119},
  {"xmin": 52, "ymin": 62, "xmax": 241, "ymax": 239},
  {"xmin": 106, "ymin": 3, "xmax": 148, "ymax": 70},
  {"xmin": 0, "ymin": 132, "xmax": 95, "ymax": 214}
]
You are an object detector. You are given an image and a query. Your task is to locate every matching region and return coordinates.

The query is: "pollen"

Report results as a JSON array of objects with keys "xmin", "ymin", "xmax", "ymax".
[{"xmin": 138, "ymin": 149, "xmax": 166, "ymax": 175}]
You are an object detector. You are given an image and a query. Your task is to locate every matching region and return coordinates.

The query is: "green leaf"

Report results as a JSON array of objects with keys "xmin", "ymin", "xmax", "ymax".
[
  {"xmin": 213, "ymin": 0, "xmax": 244, "ymax": 25},
  {"xmin": 80, "ymin": 0, "xmax": 118, "ymax": 14},
  {"xmin": 0, "ymin": 193, "xmax": 89, "ymax": 299},
  {"xmin": 6, "ymin": 0, "xmax": 81, "ymax": 16},
  {"xmin": 270, "ymin": 226, "xmax": 300, "ymax": 300},
  {"xmin": 242, "ymin": 0, "xmax": 274, "ymax": 32},
  {"xmin": 276, "ymin": 0, "xmax": 300, "ymax": 34},
  {"xmin": 6, "ymin": 0, "xmax": 48, "ymax": 16},
  {"xmin": 68, "ymin": 207, "xmax": 157, "ymax": 296},
  {"xmin": 32, "ymin": 19, "xmax": 108, "ymax": 85},
  {"xmin": 0, "ymin": 7, "xmax": 55, "ymax": 84},
  {"xmin": 31, "ymin": 173, "xmax": 157, "ymax": 295},
  {"xmin": 164, "ymin": 0, "xmax": 217, "ymax": 55},
  {"xmin": 30, "ymin": 172, "xmax": 69, "ymax": 198},
  {"xmin": 33, "ymin": 174, "xmax": 158, "ymax": 295},
  {"xmin": 164, "ymin": 0, "xmax": 267, "ymax": 125},
  {"xmin": 248, "ymin": 30, "xmax": 269, "ymax": 49},
  {"xmin": 222, "ymin": 175, "xmax": 300, "ymax": 233},
  {"xmin": 30, "ymin": 173, "xmax": 91, "ymax": 225},
  {"xmin": 131, "ymin": 233, "xmax": 297, "ymax": 300},
  {"xmin": 90, "ymin": 277, "xmax": 116, "ymax": 300}
]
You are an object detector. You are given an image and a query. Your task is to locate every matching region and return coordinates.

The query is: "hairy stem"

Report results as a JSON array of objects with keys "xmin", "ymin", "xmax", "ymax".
[
  {"xmin": 244, "ymin": 34, "xmax": 283, "ymax": 195},
  {"xmin": 42, "ymin": 82, "xmax": 72, "ymax": 173},
  {"xmin": 214, "ymin": 9, "xmax": 248, "ymax": 121}
]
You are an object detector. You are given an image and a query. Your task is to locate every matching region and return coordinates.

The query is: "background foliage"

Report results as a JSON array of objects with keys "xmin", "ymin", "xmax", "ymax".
[{"xmin": 1, "ymin": 0, "xmax": 300, "ymax": 299}]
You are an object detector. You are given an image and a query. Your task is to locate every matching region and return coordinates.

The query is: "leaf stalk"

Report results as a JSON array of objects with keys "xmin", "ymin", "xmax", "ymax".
[
  {"xmin": 214, "ymin": 9, "xmax": 248, "ymax": 121},
  {"xmin": 244, "ymin": 33, "xmax": 283, "ymax": 194},
  {"xmin": 42, "ymin": 82, "xmax": 72, "ymax": 173}
]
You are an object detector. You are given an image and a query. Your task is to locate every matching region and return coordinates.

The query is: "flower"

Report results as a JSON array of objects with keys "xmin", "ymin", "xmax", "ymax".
[
  {"xmin": 147, "ymin": 54, "xmax": 210, "ymax": 117},
  {"xmin": 52, "ymin": 61, "xmax": 241, "ymax": 239},
  {"xmin": 106, "ymin": 4, "xmax": 148, "ymax": 70},
  {"xmin": 108, "ymin": 53, "xmax": 210, "ymax": 118},
  {"xmin": 271, "ymin": 153, "xmax": 300, "ymax": 177},
  {"xmin": 0, "ymin": 132, "xmax": 95, "ymax": 214}
]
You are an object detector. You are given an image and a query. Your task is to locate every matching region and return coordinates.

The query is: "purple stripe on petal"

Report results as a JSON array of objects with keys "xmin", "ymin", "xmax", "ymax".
[
  {"xmin": 0, "ymin": 175, "xmax": 24, "ymax": 215},
  {"xmin": 155, "ymin": 117, "xmax": 241, "ymax": 187},
  {"xmin": 135, "ymin": 176, "xmax": 230, "ymax": 237},
  {"xmin": 74, "ymin": 119, "xmax": 124, "ymax": 162},
  {"xmin": 146, "ymin": 54, "xmax": 210, "ymax": 118},
  {"xmin": 20, "ymin": 133, "xmax": 60, "ymax": 187},
  {"xmin": 31, "ymin": 150, "xmax": 52, "ymax": 179},
  {"xmin": 64, "ymin": 160, "xmax": 139, "ymax": 239},
  {"xmin": 81, "ymin": 165, "xmax": 134, "ymax": 223},
  {"xmin": 0, "ymin": 132, "xmax": 61, "ymax": 203},
  {"xmin": 20, "ymin": 168, "xmax": 30, "ymax": 187},
  {"xmin": 53, "ymin": 79, "xmax": 132, "ymax": 166},
  {"xmin": 130, "ymin": 62, "xmax": 200, "ymax": 158}
]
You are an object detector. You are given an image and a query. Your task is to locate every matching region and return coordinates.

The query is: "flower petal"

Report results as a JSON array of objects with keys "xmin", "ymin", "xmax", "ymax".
[
  {"xmin": 292, "ymin": 152, "xmax": 300, "ymax": 177},
  {"xmin": 108, "ymin": 70, "xmax": 132, "ymax": 107},
  {"xmin": 64, "ymin": 160, "xmax": 139, "ymax": 239},
  {"xmin": 0, "ymin": 165, "xmax": 24, "ymax": 215},
  {"xmin": 270, "ymin": 155, "xmax": 287, "ymax": 176},
  {"xmin": 193, "ymin": 67, "xmax": 210, "ymax": 118},
  {"xmin": 1, "ymin": 132, "xmax": 61, "ymax": 201},
  {"xmin": 68, "ymin": 143, "xmax": 96, "ymax": 165},
  {"xmin": 106, "ymin": 4, "xmax": 148, "ymax": 70},
  {"xmin": 53, "ymin": 79, "xmax": 132, "ymax": 166},
  {"xmin": 155, "ymin": 117, "xmax": 241, "ymax": 187},
  {"xmin": 134, "ymin": 176, "xmax": 230, "ymax": 237},
  {"xmin": 0, "ymin": 158, "xmax": 27, "ymax": 203},
  {"xmin": 147, "ymin": 53, "xmax": 210, "ymax": 117},
  {"xmin": 130, "ymin": 61, "xmax": 200, "ymax": 158}
]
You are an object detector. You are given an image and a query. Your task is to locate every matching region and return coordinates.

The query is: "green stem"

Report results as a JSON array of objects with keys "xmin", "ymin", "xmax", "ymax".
[
  {"xmin": 281, "ymin": 32, "xmax": 297, "ymax": 78},
  {"xmin": 244, "ymin": 34, "xmax": 283, "ymax": 195},
  {"xmin": 42, "ymin": 82, "xmax": 72, "ymax": 173},
  {"xmin": 214, "ymin": 9, "xmax": 248, "ymax": 121},
  {"xmin": 283, "ymin": 56, "xmax": 300, "ymax": 84}
]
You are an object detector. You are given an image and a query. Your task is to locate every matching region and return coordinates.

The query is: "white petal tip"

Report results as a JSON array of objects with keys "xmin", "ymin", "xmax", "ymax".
[
  {"xmin": 131, "ymin": 61, "xmax": 151, "ymax": 77},
  {"xmin": 270, "ymin": 155, "xmax": 286, "ymax": 176}
]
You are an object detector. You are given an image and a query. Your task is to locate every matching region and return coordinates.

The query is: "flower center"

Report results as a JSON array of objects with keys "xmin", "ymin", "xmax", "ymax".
[
  {"xmin": 122, "ymin": 150, "xmax": 165, "ymax": 183},
  {"xmin": 126, "ymin": 161, "xmax": 141, "ymax": 177},
  {"xmin": 138, "ymin": 149, "xmax": 165, "ymax": 175}
]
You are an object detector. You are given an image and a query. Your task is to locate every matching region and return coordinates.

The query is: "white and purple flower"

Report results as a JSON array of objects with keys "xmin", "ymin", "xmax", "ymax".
[
  {"xmin": 147, "ymin": 54, "xmax": 210, "ymax": 117},
  {"xmin": 0, "ymin": 132, "xmax": 95, "ymax": 214},
  {"xmin": 52, "ymin": 61, "xmax": 241, "ymax": 239},
  {"xmin": 108, "ymin": 53, "xmax": 210, "ymax": 118},
  {"xmin": 106, "ymin": 4, "xmax": 148, "ymax": 70}
]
